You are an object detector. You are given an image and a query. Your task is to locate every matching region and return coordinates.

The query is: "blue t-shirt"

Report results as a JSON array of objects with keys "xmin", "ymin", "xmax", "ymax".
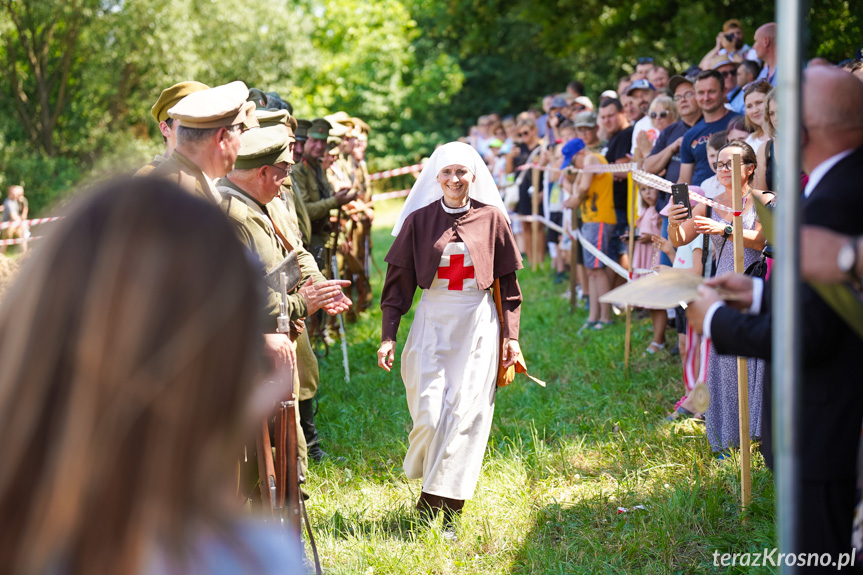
[{"xmin": 679, "ymin": 112, "xmax": 740, "ymax": 186}]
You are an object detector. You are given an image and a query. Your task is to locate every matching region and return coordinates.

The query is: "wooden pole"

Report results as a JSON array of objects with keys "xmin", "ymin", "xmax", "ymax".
[
  {"xmin": 531, "ymin": 166, "xmax": 541, "ymax": 271},
  {"xmin": 731, "ymin": 152, "xmax": 752, "ymax": 515},
  {"xmin": 624, "ymin": 173, "xmax": 636, "ymax": 375}
]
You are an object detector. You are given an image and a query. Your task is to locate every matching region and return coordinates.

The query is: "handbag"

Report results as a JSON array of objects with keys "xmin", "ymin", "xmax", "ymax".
[{"xmin": 492, "ymin": 278, "xmax": 546, "ymax": 388}]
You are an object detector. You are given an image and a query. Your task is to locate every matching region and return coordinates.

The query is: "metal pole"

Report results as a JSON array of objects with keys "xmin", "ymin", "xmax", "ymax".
[{"xmin": 775, "ymin": 0, "xmax": 804, "ymax": 569}]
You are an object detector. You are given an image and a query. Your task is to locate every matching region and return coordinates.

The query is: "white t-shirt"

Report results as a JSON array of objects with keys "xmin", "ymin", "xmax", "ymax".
[
  {"xmin": 673, "ymin": 234, "xmax": 705, "ymax": 270},
  {"xmin": 630, "ymin": 115, "xmax": 657, "ymax": 155},
  {"xmin": 745, "ymin": 133, "xmax": 769, "ymax": 154},
  {"xmin": 699, "ymin": 175, "xmax": 724, "ymax": 199}
]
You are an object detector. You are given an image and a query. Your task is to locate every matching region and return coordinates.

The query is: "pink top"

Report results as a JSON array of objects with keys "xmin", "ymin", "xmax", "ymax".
[{"xmin": 632, "ymin": 205, "xmax": 662, "ymax": 273}]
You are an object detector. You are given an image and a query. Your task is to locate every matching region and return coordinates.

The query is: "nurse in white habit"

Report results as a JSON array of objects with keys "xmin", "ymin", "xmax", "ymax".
[{"xmin": 377, "ymin": 141, "xmax": 523, "ymax": 534}]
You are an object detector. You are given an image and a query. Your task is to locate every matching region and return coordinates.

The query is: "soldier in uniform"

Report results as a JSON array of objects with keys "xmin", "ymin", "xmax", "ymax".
[
  {"xmin": 136, "ymin": 81, "xmax": 209, "ymax": 177},
  {"xmin": 292, "ymin": 118, "xmax": 358, "ymax": 273},
  {"xmin": 216, "ymin": 125, "xmax": 353, "ymax": 476},
  {"xmin": 149, "ymin": 81, "xmax": 258, "ymax": 204},
  {"xmin": 254, "ymin": 108, "xmax": 339, "ymax": 462}
]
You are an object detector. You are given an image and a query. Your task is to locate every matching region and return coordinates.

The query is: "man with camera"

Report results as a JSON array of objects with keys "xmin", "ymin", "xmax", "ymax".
[{"xmin": 699, "ymin": 19, "xmax": 756, "ymax": 69}]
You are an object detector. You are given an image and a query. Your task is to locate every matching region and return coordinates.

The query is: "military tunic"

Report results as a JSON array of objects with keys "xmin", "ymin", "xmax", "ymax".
[
  {"xmin": 134, "ymin": 153, "xmax": 168, "ymax": 177},
  {"xmin": 216, "ymin": 178, "xmax": 324, "ymax": 330},
  {"xmin": 282, "ymin": 181, "xmax": 313, "ymax": 250},
  {"xmin": 149, "ymin": 150, "xmax": 221, "ymax": 204}
]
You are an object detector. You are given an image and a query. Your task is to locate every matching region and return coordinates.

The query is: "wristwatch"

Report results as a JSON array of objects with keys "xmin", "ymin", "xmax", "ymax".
[
  {"xmin": 837, "ymin": 237, "xmax": 859, "ymax": 280},
  {"xmin": 722, "ymin": 225, "xmax": 733, "ymax": 239}
]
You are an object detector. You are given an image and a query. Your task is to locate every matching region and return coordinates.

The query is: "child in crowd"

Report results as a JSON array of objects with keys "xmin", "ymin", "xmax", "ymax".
[
  {"xmin": 487, "ymin": 138, "xmax": 507, "ymax": 187},
  {"xmin": 546, "ymin": 143, "xmax": 568, "ymax": 283},
  {"xmin": 656, "ymin": 199, "xmax": 705, "ymax": 419},
  {"xmin": 699, "ymin": 131, "xmax": 728, "ymax": 197},
  {"xmin": 630, "ymin": 185, "xmax": 665, "ymax": 355}
]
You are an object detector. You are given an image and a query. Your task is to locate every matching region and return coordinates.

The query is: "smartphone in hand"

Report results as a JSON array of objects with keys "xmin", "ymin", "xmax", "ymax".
[{"xmin": 670, "ymin": 183, "xmax": 692, "ymax": 219}]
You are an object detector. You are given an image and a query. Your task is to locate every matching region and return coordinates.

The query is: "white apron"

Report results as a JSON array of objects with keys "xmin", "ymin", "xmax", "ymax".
[{"xmin": 401, "ymin": 242, "xmax": 499, "ymax": 500}]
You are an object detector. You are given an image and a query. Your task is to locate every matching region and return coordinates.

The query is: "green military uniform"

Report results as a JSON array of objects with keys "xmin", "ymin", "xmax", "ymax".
[
  {"xmin": 218, "ymin": 177, "xmax": 324, "ymax": 325},
  {"xmin": 290, "ymin": 119, "xmax": 315, "ymax": 247},
  {"xmin": 292, "ymin": 118, "xmax": 338, "ymax": 269},
  {"xmin": 149, "ymin": 150, "xmax": 222, "ymax": 204},
  {"xmin": 253, "ymin": 111, "xmax": 322, "ymax": 402}
]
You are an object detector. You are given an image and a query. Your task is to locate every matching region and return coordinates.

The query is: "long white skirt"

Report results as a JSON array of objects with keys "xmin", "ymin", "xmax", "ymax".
[{"xmin": 401, "ymin": 288, "xmax": 499, "ymax": 500}]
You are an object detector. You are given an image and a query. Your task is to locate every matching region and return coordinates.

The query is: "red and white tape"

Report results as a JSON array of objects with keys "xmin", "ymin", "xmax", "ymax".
[
  {"xmin": 0, "ymin": 236, "xmax": 40, "ymax": 246},
  {"xmin": 517, "ymin": 162, "xmax": 637, "ymax": 174},
  {"xmin": 370, "ymin": 189, "xmax": 411, "ymax": 202},
  {"xmin": 631, "ymin": 169, "xmax": 743, "ymax": 215},
  {"xmin": 368, "ymin": 163, "xmax": 424, "ymax": 181},
  {"xmin": 0, "ymin": 216, "xmax": 62, "ymax": 231}
]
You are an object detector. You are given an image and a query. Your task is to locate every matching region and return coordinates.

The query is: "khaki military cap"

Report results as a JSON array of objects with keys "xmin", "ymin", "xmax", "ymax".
[
  {"xmin": 308, "ymin": 118, "xmax": 332, "ymax": 140},
  {"xmin": 151, "ymin": 81, "xmax": 209, "ymax": 123},
  {"xmin": 235, "ymin": 125, "xmax": 295, "ymax": 169},
  {"xmin": 288, "ymin": 116, "xmax": 298, "ymax": 133},
  {"xmin": 255, "ymin": 108, "xmax": 289, "ymax": 128},
  {"xmin": 295, "ymin": 119, "xmax": 312, "ymax": 141},
  {"xmin": 325, "ymin": 111, "xmax": 354, "ymax": 128},
  {"xmin": 248, "ymin": 87, "xmax": 269, "ymax": 109},
  {"xmin": 351, "ymin": 117, "xmax": 371, "ymax": 135},
  {"xmin": 326, "ymin": 137, "xmax": 341, "ymax": 156},
  {"xmin": 329, "ymin": 122, "xmax": 350, "ymax": 138},
  {"xmin": 168, "ymin": 81, "xmax": 259, "ymax": 130}
]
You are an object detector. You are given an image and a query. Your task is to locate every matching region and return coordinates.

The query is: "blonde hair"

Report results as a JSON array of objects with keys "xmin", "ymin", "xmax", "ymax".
[{"xmin": 0, "ymin": 178, "xmax": 263, "ymax": 575}]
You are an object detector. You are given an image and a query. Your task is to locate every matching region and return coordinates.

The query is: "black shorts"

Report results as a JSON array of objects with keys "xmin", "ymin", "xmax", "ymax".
[
  {"xmin": 546, "ymin": 212, "xmax": 563, "ymax": 243},
  {"xmin": 675, "ymin": 305, "xmax": 687, "ymax": 334}
]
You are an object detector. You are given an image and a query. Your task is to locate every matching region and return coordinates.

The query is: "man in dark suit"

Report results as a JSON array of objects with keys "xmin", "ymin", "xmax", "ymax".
[{"xmin": 688, "ymin": 65, "xmax": 863, "ymax": 568}]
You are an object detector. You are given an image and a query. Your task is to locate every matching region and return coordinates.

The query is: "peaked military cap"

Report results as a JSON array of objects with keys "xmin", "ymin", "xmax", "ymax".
[
  {"xmin": 294, "ymin": 119, "xmax": 312, "ymax": 141},
  {"xmin": 235, "ymin": 125, "xmax": 295, "ymax": 169},
  {"xmin": 308, "ymin": 118, "xmax": 332, "ymax": 140},
  {"xmin": 151, "ymin": 81, "xmax": 209, "ymax": 123},
  {"xmin": 168, "ymin": 81, "xmax": 259, "ymax": 130}
]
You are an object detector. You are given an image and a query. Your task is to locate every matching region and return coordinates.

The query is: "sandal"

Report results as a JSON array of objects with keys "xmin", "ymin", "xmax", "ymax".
[
  {"xmin": 643, "ymin": 342, "xmax": 665, "ymax": 357},
  {"xmin": 593, "ymin": 321, "xmax": 613, "ymax": 330},
  {"xmin": 665, "ymin": 395, "xmax": 695, "ymax": 421},
  {"xmin": 578, "ymin": 321, "xmax": 597, "ymax": 334}
]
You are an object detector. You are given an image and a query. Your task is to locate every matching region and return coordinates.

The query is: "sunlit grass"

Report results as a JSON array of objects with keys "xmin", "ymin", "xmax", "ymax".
[{"xmin": 306, "ymin": 198, "xmax": 775, "ymax": 574}]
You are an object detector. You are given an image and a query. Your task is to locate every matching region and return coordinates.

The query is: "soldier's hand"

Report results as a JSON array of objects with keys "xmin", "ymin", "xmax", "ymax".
[
  {"xmin": 299, "ymin": 277, "xmax": 352, "ymax": 315},
  {"xmin": 377, "ymin": 339, "xmax": 396, "ymax": 371},
  {"xmin": 262, "ymin": 333, "xmax": 297, "ymax": 371},
  {"xmin": 335, "ymin": 188, "xmax": 359, "ymax": 206},
  {"xmin": 322, "ymin": 290, "xmax": 352, "ymax": 316}
]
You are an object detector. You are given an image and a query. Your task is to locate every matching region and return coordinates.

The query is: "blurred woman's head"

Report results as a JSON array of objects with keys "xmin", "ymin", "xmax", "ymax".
[
  {"xmin": 764, "ymin": 87, "xmax": 778, "ymax": 137},
  {"xmin": 648, "ymin": 95, "xmax": 678, "ymax": 132},
  {"xmin": 0, "ymin": 177, "xmax": 263, "ymax": 575},
  {"xmin": 744, "ymin": 80, "xmax": 772, "ymax": 135},
  {"xmin": 726, "ymin": 115, "xmax": 752, "ymax": 142}
]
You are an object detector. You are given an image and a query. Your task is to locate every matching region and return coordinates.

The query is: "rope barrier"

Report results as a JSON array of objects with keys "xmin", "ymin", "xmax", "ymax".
[
  {"xmin": 0, "ymin": 236, "xmax": 40, "ymax": 246},
  {"xmin": 370, "ymin": 189, "xmax": 411, "ymax": 202},
  {"xmin": 367, "ymin": 163, "xmax": 424, "ymax": 181},
  {"xmin": 0, "ymin": 216, "xmax": 62, "ymax": 231}
]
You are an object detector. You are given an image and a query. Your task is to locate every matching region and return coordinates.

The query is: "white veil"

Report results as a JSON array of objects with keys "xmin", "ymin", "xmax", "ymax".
[{"xmin": 391, "ymin": 141, "xmax": 509, "ymax": 236}]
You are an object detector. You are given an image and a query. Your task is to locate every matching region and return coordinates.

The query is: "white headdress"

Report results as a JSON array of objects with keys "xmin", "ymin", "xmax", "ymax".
[{"xmin": 391, "ymin": 141, "xmax": 509, "ymax": 236}]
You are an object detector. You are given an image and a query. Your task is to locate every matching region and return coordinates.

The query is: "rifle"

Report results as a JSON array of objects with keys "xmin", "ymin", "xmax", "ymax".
[
  {"xmin": 331, "ymin": 254, "xmax": 351, "ymax": 383},
  {"xmin": 256, "ymin": 271, "xmax": 322, "ymax": 573}
]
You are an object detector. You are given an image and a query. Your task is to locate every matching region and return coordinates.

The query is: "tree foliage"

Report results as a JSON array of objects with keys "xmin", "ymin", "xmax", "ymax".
[{"xmin": 0, "ymin": 0, "xmax": 859, "ymax": 214}]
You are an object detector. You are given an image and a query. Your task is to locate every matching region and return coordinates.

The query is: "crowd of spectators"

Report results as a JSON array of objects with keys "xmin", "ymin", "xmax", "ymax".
[
  {"xmin": 462, "ymin": 20, "xmax": 862, "ymax": 474},
  {"xmin": 461, "ymin": 17, "xmax": 863, "ymax": 565}
]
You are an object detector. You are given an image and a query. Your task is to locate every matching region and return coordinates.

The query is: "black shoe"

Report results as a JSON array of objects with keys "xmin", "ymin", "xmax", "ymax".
[{"xmin": 308, "ymin": 444, "xmax": 345, "ymax": 463}]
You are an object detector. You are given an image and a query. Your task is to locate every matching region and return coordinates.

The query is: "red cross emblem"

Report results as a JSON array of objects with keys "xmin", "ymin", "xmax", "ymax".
[{"xmin": 437, "ymin": 254, "xmax": 475, "ymax": 291}]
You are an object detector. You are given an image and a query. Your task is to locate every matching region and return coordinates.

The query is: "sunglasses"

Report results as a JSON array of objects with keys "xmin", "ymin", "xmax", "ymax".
[
  {"xmin": 713, "ymin": 160, "xmax": 752, "ymax": 172},
  {"xmin": 649, "ymin": 111, "xmax": 670, "ymax": 119},
  {"xmin": 518, "ymin": 130, "xmax": 531, "ymax": 137},
  {"xmin": 673, "ymin": 91, "xmax": 695, "ymax": 102},
  {"xmin": 719, "ymin": 70, "xmax": 736, "ymax": 78}
]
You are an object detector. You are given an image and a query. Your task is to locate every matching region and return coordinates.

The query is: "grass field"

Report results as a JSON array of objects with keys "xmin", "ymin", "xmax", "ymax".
[{"xmin": 305, "ymin": 199, "xmax": 776, "ymax": 574}]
